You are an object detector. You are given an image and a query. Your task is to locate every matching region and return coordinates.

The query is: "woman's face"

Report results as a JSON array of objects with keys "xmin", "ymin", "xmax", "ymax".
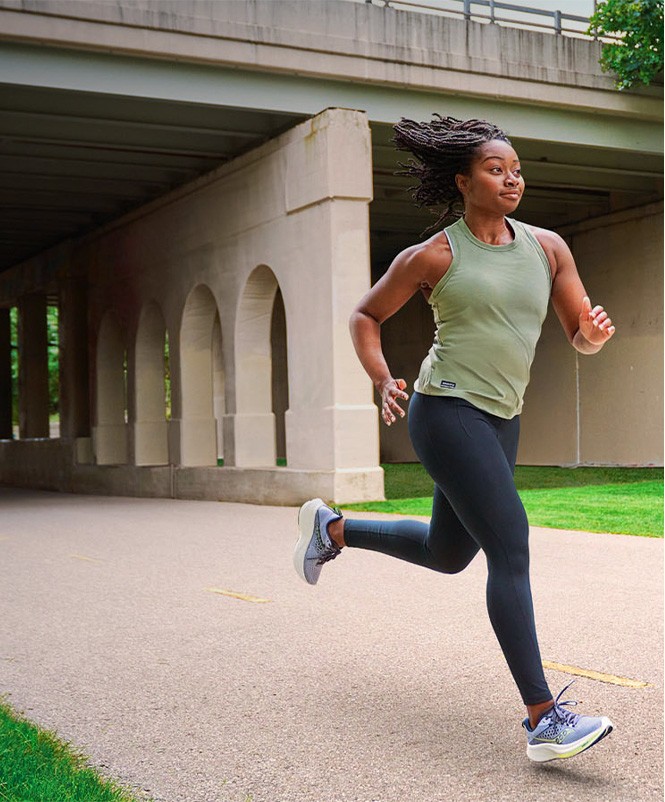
[{"xmin": 455, "ymin": 139, "xmax": 524, "ymax": 214}]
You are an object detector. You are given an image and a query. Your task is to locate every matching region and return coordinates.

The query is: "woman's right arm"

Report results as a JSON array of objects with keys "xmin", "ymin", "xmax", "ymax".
[{"xmin": 349, "ymin": 244, "xmax": 443, "ymax": 426}]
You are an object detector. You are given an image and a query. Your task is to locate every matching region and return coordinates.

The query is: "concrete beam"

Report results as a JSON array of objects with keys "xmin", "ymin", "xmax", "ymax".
[{"xmin": 0, "ymin": 36, "xmax": 661, "ymax": 156}]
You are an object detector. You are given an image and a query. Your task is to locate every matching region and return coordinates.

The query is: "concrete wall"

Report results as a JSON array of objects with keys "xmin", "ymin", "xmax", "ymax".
[
  {"xmin": 378, "ymin": 203, "xmax": 663, "ymax": 467},
  {"xmin": 520, "ymin": 203, "xmax": 663, "ymax": 466}
]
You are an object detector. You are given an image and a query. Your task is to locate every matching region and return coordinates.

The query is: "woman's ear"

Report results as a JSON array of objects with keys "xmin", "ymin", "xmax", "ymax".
[{"xmin": 455, "ymin": 173, "xmax": 467, "ymax": 195}]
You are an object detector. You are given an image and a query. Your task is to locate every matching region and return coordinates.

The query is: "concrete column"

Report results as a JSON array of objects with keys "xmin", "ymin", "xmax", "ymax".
[
  {"xmin": 18, "ymin": 293, "xmax": 49, "ymax": 439},
  {"xmin": 92, "ymin": 311, "xmax": 128, "ymax": 465},
  {"xmin": 0, "ymin": 308, "xmax": 12, "ymax": 439},
  {"xmin": 280, "ymin": 110, "xmax": 383, "ymax": 497},
  {"xmin": 175, "ymin": 285, "xmax": 218, "ymax": 467},
  {"xmin": 224, "ymin": 265, "xmax": 277, "ymax": 468},
  {"xmin": 58, "ymin": 277, "xmax": 90, "ymax": 440},
  {"xmin": 131, "ymin": 302, "xmax": 169, "ymax": 466}
]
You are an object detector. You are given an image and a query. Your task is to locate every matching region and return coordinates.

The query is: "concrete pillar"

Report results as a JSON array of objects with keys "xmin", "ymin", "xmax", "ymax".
[
  {"xmin": 280, "ymin": 110, "xmax": 383, "ymax": 496},
  {"xmin": 93, "ymin": 311, "xmax": 128, "ymax": 464},
  {"xmin": 175, "ymin": 284, "xmax": 218, "ymax": 467},
  {"xmin": 58, "ymin": 277, "xmax": 90, "ymax": 440},
  {"xmin": 18, "ymin": 293, "xmax": 49, "ymax": 439},
  {"xmin": 0, "ymin": 308, "xmax": 12, "ymax": 439},
  {"xmin": 223, "ymin": 265, "xmax": 277, "ymax": 468},
  {"xmin": 132, "ymin": 302, "xmax": 168, "ymax": 465}
]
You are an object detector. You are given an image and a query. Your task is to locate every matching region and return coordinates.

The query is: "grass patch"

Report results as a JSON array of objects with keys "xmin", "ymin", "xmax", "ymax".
[
  {"xmin": 0, "ymin": 698, "xmax": 146, "ymax": 802},
  {"xmin": 346, "ymin": 464, "xmax": 663, "ymax": 537}
]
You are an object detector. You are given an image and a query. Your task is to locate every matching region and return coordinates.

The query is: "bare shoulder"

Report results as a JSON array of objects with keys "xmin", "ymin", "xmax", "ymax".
[
  {"xmin": 526, "ymin": 224, "xmax": 567, "ymax": 250},
  {"xmin": 525, "ymin": 224, "xmax": 572, "ymax": 280},
  {"xmin": 393, "ymin": 231, "xmax": 452, "ymax": 289}
]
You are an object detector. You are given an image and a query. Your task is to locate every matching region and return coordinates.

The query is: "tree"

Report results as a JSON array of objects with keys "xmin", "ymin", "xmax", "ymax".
[{"xmin": 588, "ymin": 0, "xmax": 664, "ymax": 90}]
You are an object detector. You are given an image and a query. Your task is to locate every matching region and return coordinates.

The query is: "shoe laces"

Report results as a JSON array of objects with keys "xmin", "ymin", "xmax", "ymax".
[
  {"xmin": 549, "ymin": 681, "xmax": 581, "ymax": 727},
  {"xmin": 316, "ymin": 545, "xmax": 341, "ymax": 566}
]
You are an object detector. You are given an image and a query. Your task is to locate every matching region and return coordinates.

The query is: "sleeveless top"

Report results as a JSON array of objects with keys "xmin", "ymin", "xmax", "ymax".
[{"xmin": 414, "ymin": 216, "xmax": 552, "ymax": 419}]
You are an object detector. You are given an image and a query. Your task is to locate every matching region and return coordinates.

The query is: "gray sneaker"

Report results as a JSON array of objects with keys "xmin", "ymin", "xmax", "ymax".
[
  {"xmin": 294, "ymin": 498, "xmax": 342, "ymax": 585},
  {"xmin": 523, "ymin": 682, "xmax": 613, "ymax": 762}
]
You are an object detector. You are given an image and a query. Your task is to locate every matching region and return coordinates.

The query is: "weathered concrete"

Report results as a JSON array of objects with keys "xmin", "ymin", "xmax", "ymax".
[
  {"xmin": 0, "ymin": 0, "xmax": 662, "ymax": 128},
  {"xmin": 0, "ymin": 489, "xmax": 662, "ymax": 802}
]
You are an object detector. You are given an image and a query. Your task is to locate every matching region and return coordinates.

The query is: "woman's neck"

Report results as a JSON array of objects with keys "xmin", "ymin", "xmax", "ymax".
[{"xmin": 463, "ymin": 211, "xmax": 514, "ymax": 245}]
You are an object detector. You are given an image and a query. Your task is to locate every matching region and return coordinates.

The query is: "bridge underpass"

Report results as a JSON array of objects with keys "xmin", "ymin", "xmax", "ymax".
[{"xmin": 0, "ymin": 0, "xmax": 662, "ymax": 504}]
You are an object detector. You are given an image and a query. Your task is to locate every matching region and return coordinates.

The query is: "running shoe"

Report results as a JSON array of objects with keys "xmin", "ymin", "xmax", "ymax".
[
  {"xmin": 294, "ymin": 498, "xmax": 342, "ymax": 585},
  {"xmin": 523, "ymin": 682, "xmax": 613, "ymax": 763}
]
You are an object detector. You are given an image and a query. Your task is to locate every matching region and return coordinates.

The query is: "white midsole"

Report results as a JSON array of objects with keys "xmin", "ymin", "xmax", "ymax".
[
  {"xmin": 293, "ymin": 497, "xmax": 324, "ymax": 583},
  {"xmin": 526, "ymin": 717, "xmax": 613, "ymax": 762}
]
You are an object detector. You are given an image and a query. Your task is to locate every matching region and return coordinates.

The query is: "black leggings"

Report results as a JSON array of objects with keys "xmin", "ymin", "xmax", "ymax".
[{"xmin": 345, "ymin": 392, "xmax": 552, "ymax": 706}]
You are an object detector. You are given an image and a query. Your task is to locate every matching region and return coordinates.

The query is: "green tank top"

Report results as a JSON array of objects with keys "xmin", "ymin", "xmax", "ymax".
[{"xmin": 414, "ymin": 216, "xmax": 552, "ymax": 419}]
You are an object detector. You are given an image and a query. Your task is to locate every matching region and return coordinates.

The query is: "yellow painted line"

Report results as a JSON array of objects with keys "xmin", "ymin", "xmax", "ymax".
[
  {"xmin": 70, "ymin": 554, "xmax": 103, "ymax": 564},
  {"xmin": 0, "ymin": 536, "xmax": 10, "ymax": 541},
  {"xmin": 205, "ymin": 587, "xmax": 271, "ymax": 604},
  {"xmin": 543, "ymin": 660, "xmax": 650, "ymax": 688}
]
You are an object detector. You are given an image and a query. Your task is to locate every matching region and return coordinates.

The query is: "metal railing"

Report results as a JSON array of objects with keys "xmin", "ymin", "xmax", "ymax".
[{"xmin": 362, "ymin": 0, "xmax": 602, "ymax": 39}]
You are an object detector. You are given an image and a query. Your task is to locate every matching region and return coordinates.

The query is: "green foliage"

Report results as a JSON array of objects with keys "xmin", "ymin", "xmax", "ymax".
[
  {"xmin": 0, "ymin": 698, "xmax": 145, "ymax": 802},
  {"xmin": 588, "ymin": 0, "xmax": 664, "ymax": 90},
  {"xmin": 164, "ymin": 330, "xmax": 171, "ymax": 420},
  {"xmin": 9, "ymin": 307, "xmax": 18, "ymax": 427},
  {"xmin": 47, "ymin": 305, "xmax": 59, "ymax": 417}
]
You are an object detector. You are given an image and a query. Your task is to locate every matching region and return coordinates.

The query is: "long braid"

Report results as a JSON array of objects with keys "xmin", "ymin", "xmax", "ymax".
[{"xmin": 392, "ymin": 114, "xmax": 511, "ymax": 231}]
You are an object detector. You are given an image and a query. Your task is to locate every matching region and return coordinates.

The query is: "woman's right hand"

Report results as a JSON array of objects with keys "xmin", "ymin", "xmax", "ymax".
[{"xmin": 378, "ymin": 378, "xmax": 409, "ymax": 426}]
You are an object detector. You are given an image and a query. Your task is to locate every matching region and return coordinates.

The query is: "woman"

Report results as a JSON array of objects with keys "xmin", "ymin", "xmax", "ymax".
[{"xmin": 293, "ymin": 116, "xmax": 615, "ymax": 762}]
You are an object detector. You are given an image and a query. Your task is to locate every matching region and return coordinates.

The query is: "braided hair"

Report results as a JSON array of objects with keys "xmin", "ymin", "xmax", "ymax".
[{"xmin": 392, "ymin": 114, "xmax": 511, "ymax": 231}]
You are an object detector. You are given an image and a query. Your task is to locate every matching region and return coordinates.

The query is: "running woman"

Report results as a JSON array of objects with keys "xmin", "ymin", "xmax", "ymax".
[{"xmin": 294, "ymin": 116, "xmax": 616, "ymax": 762}]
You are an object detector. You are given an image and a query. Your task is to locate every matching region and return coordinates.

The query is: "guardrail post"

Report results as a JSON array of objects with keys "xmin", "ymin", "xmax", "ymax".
[
  {"xmin": 554, "ymin": 9, "xmax": 562, "ymax": 34},
  {"xmin": 463, "ymin": 0, "xmax": 471, "ymax": 20},
  {"xmin": 489, "ymin": 0, "xmax": 495, "ymax": 23}
]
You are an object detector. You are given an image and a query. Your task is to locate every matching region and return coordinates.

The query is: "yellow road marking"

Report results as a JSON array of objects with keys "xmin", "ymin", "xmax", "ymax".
[
  {"xmin": 70, "ymin": 554, "xmax": 103, "ymax": 564},
  {"xmin": 543, "ymin": 660, "xmax": 650, "ymax": 688},
  {"xmin": 0, "ymin": 536, "xmax": 10, "ymax": 541},
  {"xmin": 205, "ymin": 587, "xmax": 271, "ymax": 604}
]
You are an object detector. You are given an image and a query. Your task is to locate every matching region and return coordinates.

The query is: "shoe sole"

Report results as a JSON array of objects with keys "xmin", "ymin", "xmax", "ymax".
[
  {"xmin": 293, "ymin": 497, "xmax": 324, "ymax": 585},
  {"xmin": 526, "ymin": 717, "xmax": 613, "ymax": 763}
]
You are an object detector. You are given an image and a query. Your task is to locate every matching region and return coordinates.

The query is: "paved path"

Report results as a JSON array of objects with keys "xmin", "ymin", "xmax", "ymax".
[{"xmin": 0, "ymin": 488, "xmax": 662, "ymax": 802}]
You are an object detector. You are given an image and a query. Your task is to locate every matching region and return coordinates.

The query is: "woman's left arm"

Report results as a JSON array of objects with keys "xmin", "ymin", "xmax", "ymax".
[{"xmin": 535, "ymin": 228, "xmax": 616, "ymax": 354}]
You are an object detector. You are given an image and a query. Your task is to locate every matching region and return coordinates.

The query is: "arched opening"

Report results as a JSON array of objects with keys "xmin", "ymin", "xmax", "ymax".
[
  {"xmin": 271, "ymin": 288, "xmax": 289, "ymax": 465},
  {"xmin": 47, "ymin": 302, "xmax": 60, "ymax": 438},
  {"xmin": 232, "ymin": 265, "xmax": 288, "ymax": 467},
  {"xmin": 94, "ymin": 311, "xmax": 127, "ymax": 464},
  {"xmin": 179, "ymin": 284, "xmax": 219, "ymax": 466},
  {"xmin": 212, "ymin": 311, "xmax": 225, "ymax": 463},
  {"xmin": 133, "ymin": 302, "xmax": 169, "ymax": 465}
]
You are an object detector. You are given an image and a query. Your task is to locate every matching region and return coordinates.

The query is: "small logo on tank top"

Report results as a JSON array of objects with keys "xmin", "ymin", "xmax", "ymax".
[{"xmin": 440, "ymin": 380, "xmax": 457, "ymax": 389}]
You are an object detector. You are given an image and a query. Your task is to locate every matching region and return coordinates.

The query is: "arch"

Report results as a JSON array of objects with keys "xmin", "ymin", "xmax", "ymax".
[
  {"xmin": 94, "ymin": 310, "xmax": 127, "ymax": 464},
  {"xmin": 178, "ymin": 284, "xmax": 219, "ymax": 466},
  {"xmin": 229, "ymin": 265, "xmax": 288, "ymax": 466},
  {"xmin": 133, "ymin": 301, "xmax": 169, "ymax": 465}
]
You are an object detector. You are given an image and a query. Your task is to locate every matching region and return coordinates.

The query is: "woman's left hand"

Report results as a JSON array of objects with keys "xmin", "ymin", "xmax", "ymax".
[{"xmin": 578, "ymin": 296, "xmax": 616, "ymax": 345}]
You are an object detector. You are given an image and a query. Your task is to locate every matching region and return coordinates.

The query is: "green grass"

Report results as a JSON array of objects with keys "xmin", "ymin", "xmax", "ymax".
[
  {"xmin": 0, "ymin": 699, "xmax": 146, "ymax": 802},
  {"xmin": 345, "ymin": 464, "xmax": 664, "ymax": 537}
]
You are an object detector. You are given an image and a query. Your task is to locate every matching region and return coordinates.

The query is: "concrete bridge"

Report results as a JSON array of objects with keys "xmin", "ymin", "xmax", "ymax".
[{"xmin": 0, "ymin": 0, "xmax": 662, "ymax": 504}]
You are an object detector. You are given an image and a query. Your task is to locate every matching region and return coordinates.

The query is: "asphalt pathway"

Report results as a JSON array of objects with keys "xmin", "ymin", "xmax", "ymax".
[{"xmin": 0, "ymin": 488, "xmax": 662, "ymax": 802}]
